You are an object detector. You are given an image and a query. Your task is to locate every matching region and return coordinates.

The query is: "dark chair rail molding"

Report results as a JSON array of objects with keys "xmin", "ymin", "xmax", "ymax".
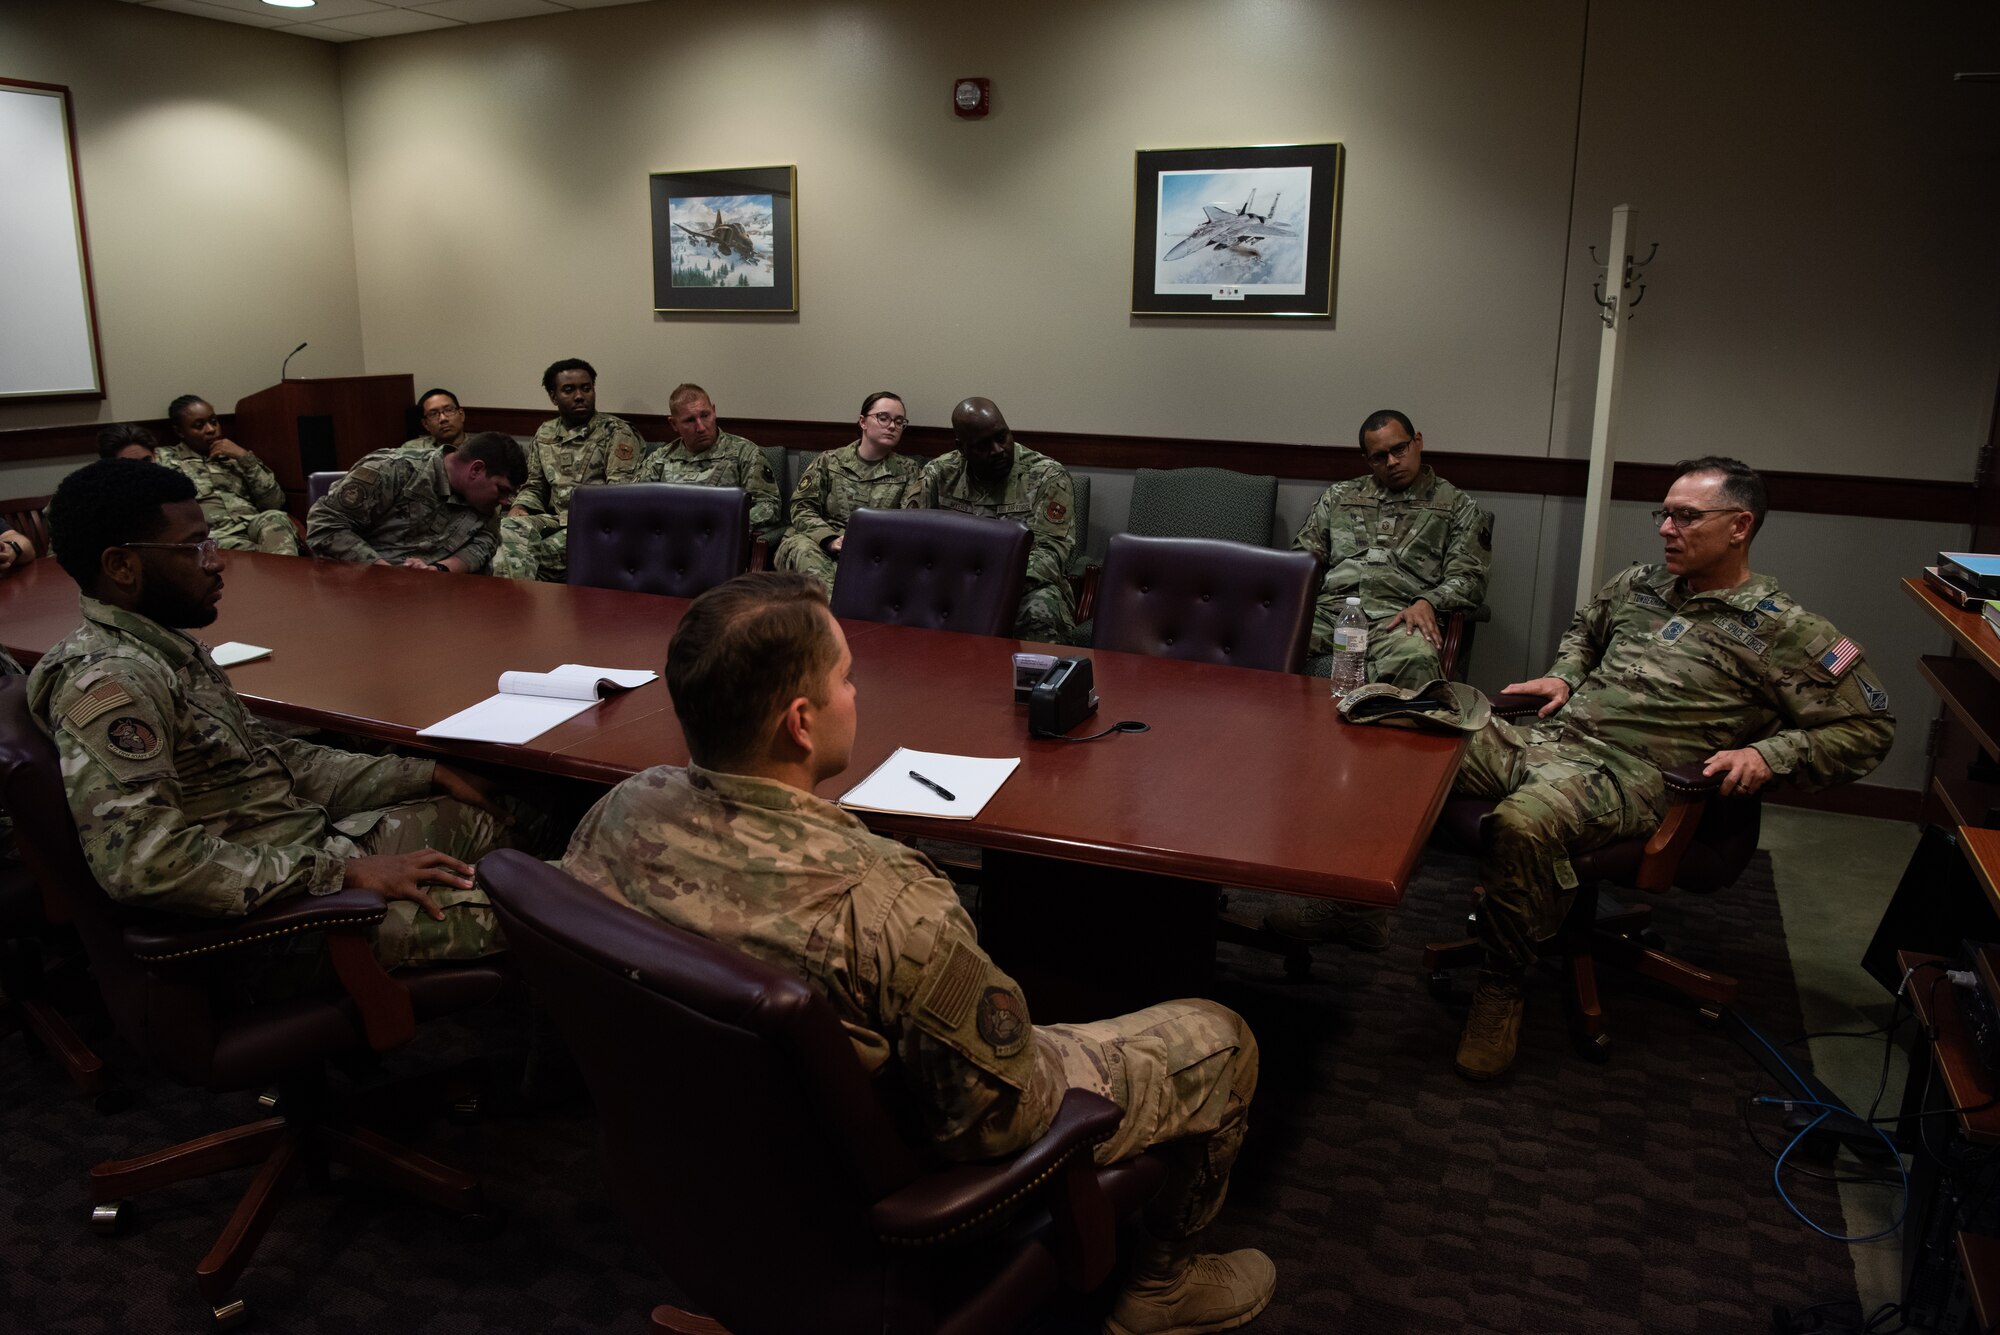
[{"xmin": 2, "ymin": 410, "xmax": 1972, "ymax": 525}]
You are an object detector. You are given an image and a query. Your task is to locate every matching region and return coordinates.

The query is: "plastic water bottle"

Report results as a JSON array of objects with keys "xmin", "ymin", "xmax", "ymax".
[{"xmin": 1330, "ymin": 597, "xmax": 1368, "ymax": 699}]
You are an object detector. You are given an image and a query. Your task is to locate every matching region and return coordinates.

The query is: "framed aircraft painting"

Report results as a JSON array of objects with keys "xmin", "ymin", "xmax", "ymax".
[
  {"xmin": 649, "ymin": 164, "xmax": 798, "ymax": 313},
  {"xmin": 1131, "ymin": 143, "xmax": 1342, "ymax": 318}
]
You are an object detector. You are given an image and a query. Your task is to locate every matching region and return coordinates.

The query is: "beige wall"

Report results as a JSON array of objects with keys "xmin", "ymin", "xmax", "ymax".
[{"xmin": 0, "ymin": 0, "xmax": 363, "ymax": 434}]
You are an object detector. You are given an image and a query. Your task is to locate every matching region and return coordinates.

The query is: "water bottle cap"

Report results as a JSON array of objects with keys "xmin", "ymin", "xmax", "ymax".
[{"xmin": 1345, "ymin": 597, "xmax": 1361, "ymax": 605}]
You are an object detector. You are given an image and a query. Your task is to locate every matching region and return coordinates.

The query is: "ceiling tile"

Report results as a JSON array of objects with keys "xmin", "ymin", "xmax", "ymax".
[
  {"xmin": 145, "ymin": 0, "xmax": 290, "ymax": 28},
  {"xmin": 271, "ymin": 20, "xmax": 370, "ymax": 40},
  {"xmin": 310, "ymin": 7, "xmax": 459, "ymax": 34},
  {"xmin": 409, "ymin": 0, "xmax": 564, "ymax": 22}
]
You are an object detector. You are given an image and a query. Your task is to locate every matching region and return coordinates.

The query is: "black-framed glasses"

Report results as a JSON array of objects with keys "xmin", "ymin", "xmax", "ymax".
[
  {"xmin": 866, "ymin": 411, "xmax": 910, "ymax": 429},
  {"xmin": 123, "ymin": 538, "xmax": 221, "ymax": 563},
  {"xmin": 1367, "ymin": 439, "xmax": 1414, "ymax": 463},
  {"xmin": 421, "ymin": 405, "xmax": 463, "ymax": 421},
  {"xmin": 1650, "ymin": 507, "xmax": 1746, "ymax": 531}
]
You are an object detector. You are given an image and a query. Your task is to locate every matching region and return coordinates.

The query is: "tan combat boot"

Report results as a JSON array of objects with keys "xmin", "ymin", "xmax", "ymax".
[
  {"xmin": 1103, "ymin": 1239, "xmax": 1276, "ymax": 1335},
  {"xmin": 1453, "ymin": 970, "xmax": 1525, "ymax": 1081},
  {"xmin": 1260, "ymin": 900, "xmax": 1391, "ymax": 951}
]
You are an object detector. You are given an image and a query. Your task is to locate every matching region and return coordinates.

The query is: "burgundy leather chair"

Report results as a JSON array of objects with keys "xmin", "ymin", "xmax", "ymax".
[
  {"xmin": 478, "ymin": 849, "xmax": 1167, "ymax": 1335},
  {"xmin": 567, "ymin": 482, "xmax": 751, "ymax": 598},
  {"xmin": 830, "ymin": 507, "xmax": 1031, "ymax": 638},
  {"xmin": 305, "ymin": 471, "xmax": 343, "ymax": 508},
  {"xmin": 1421, "ymin": 693, "xmax": 1762, "ymax": 1059},
  {"xmin": 0, "ymin": 857, "xmax": 108, "ymax": 1100},
  {"xmin": 0, "ymin": 677, "xmax": 507, "ymax": 1329},
  {"xmin": 1091, "ymin": 534, "xmax": 1317, "ymax": 673}
]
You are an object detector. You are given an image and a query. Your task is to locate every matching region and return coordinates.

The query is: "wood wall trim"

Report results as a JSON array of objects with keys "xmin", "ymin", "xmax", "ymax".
[
  {"xmin": 2, "ymin": 407, "xmax": 1972, "ymax": 525},
  {"xmin": 1766, "ymin": 783, "xmax": 1923, "ymax": 825}
]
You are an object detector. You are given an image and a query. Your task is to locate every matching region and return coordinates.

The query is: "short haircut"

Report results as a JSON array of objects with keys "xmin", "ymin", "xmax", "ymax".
[
  {"xmin": 1673, "ymin": 455, "xmax": 1768, "ymax": 537},
  {"xmin": 666, "ymin": 572, "xmax": 840, "ymax": 771},
  {"xmin": 416, "ymin": 387, "xmax": 460, "ymax": 411},
  {"xmin": 1357, "ymin": 409, "xmax": 1415, "ymax": 446},
  {"xmin": 860, "ymin": 390, "xmax": 905, "ymax": 417},
  {"xmin": 49, "ymin": 458, "xmax": 196, "ymax": 592},
  {"xmin": 166, "ymin": 394, "xmax": 207, "ymax": 427},
  {"xmin": 96, "ymin": 423, "xmax": 157, "ymax": 459},
  {"xmin": 669, "ymin": 383, "xmax": 712, "ymax": 415},
  {"xmin": 457, "ymin": 431, "xmax": 528, "ymax": 487},
  {"xmin": 542, "ymin": 358, "xmax": 596, "ymax": 394}
]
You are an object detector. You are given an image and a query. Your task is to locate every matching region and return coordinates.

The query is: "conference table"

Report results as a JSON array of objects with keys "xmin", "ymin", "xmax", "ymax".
[{"xmin": 0, "ymin": 554, "xmax": 1465, "ymax": 1004}]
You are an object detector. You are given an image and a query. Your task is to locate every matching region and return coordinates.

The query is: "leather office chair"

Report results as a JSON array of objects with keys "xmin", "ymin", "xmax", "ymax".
[
  {"xmin": 0, "ymin": 494, "xmax": 53, "ymax": 555},
  {"xmin": 305, "ymin": 470, "xmax": 343, "ymax": 508},
  {"xmin": 478, "ymin": 849, "xmax": 1166, "ymax": 1335},
  {"xmin": 1091, "ymin": 534, "xmax": 1316, "ymax": 674},
  {"xmin": 830, "ymin": 507, "xmax": 1030, "ymax": 637},
  {"xmin": 567, "ymin": 482, "xmax": 751, "ymax": 598},
  {"xmin": 0, "ymin": 678, "xmax": 507, "ymax": 1327},
  {"xmin": 0, "ymin": 858, "xmax": 109, "ymax": 1101},
  {"xmin": 1074, "ymin": 467, "xmax": 1277, "ymax": 624},
  {"xmin": 1421, "ymin": 693, "xmax": 1760, "ymax": 1060}
]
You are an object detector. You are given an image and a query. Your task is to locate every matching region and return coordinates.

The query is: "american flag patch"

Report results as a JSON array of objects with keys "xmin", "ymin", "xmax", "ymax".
[{"xmin": 1819, "ymin": 637, "xmax": 1860, "ymax": 677}]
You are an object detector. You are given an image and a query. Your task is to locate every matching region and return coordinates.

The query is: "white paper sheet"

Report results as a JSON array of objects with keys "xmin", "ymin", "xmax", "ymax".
[
  {"xmin": 837, "ymin": 747, "xmax": 1020, "ymax": 820},
  {"xmin": 416, "ymin": 693, "xmax": 597, "ymax": 745}
]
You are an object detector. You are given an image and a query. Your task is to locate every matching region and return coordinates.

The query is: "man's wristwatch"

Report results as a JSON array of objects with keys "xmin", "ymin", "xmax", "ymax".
[{"xmin": 430, "ymin": 560, "xmax": 449, "ymax": 572}]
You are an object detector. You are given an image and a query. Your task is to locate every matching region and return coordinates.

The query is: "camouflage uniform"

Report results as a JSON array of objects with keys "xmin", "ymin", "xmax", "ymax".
[
  {"xmin": 153, "ymin": 442, "xmax": 302, "ymax": 556},
  {"xmin": 636, "ymin": 431, "xmax": 783, "ymax": 542},
  {"xmin": 1294, "ymin": 466, "xmax": 1490, "ymax": 685},
  {"xmin": 906, "ymin": 443, "xmax": 1078, "ymax": 643},
  {"xmin": 388, "ymin": 435, "xmax": 453, "ymax": 459},
  {"xmin": 26, "ymin": 598, "xmax": 509, "ymax": 983},
  {"xmin": 306, "ymin": 451, "xmax": 500, "ymax": 572},
  {"xmin": 493, "ymin": 414, "xmax": 647, "ymax": 582},
  {"xmin": 774, "ymin": 440, "xmax": 923, "ymax": 592},
  {"xmin": 1458, "ymin": 563, "xmax": 1895, "ymax": 967},
  {"xmin": 562, "ymin": 765, "xmax": 1255, "ymax": 1237}
]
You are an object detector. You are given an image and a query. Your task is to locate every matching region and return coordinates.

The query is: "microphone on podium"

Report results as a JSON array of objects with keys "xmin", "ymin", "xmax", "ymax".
[{"xmin": 280, "ymin": 341, "xmax": 308, "ymax": 381}]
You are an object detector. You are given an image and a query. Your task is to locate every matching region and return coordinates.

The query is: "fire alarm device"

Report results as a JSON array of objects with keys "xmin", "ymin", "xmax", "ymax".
[{"xmin": 953, "ymin": 78, "xmax": 990, "ymax": 119}]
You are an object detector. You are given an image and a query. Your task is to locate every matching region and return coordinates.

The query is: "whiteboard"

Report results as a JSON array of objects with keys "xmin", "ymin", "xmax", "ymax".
[{"xmin": 0, "ymin": 80, "xmax": 103, "ymax": 399}]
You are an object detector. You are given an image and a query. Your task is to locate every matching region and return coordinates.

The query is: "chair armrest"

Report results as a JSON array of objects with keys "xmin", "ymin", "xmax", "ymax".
[
  {"xmin": 1487, "ymin": 692, "xmax": 1548, "ymax": 719},
  {"xmin": 124, "ymin": 888, "xmax": 416, "ymax": 1052},
  {"xmin": 750, "ymin": 536, "xmax": 770, "ymax": 572},
  {"xmin": 1073, "ymin": 563, "xmax": 1101, "ymax": 625},
  {"xmin": 123, "ymin": 887, "xmax": 388, "ymax": 963},
  {"xmin": 1659, "ymin": 761, "xmax": 1724, "ymax": 798},
  {"xmin": 870, "ymin": 1087, "xmax": 1124, "ymax": 1248}
]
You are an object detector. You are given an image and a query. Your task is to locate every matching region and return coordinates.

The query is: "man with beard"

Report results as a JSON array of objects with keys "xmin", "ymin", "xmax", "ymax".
[
  {"xmin": 28, "ymin": 459, "xmax": 521, "ymax": 990},
  {"xmin": 492, "ymin": 358, "xmax": 648, "ymax": 582},
  {"xmin": 904, "ymin": 396, "xmax": 1078, "ymax": 643}
]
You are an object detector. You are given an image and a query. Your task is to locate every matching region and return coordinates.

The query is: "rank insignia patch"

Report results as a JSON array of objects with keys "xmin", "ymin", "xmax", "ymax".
[{"xmin": 1658, "ymin": 617, "xmax": 1690, "ymax": 643}]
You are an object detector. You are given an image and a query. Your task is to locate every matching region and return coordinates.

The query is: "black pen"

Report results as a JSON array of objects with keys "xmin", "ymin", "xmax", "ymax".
[{"xmin": 908, "ymin": 770, "xmax": 956, "ymax": 802}]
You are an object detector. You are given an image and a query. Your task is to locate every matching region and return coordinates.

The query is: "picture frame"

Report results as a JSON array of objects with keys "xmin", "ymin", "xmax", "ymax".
[
  {"xmin": 1130, "ymin": 142, "xmax": 1343, "ymax": 318},
  {"xmin": 0, "ymin": 78, "xmax": 106, "ymax": 398},
  {"xmin": 649, "ymin": 164, "xmax": 797, "ymax": 314}
]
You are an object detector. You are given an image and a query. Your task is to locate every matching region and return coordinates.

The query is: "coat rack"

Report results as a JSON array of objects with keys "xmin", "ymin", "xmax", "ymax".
[{"xmin": 1575, "ymin": 205, "xmax": 1659, "ymax": 601}]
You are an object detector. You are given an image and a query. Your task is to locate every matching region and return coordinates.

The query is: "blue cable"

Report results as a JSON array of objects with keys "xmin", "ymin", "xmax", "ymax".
[{"xmin": 1754, "ymin": 1094, "xmax": 1910, "ymax": 1243}]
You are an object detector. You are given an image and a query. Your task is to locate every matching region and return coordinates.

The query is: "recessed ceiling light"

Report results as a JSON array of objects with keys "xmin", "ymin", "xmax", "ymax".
[{"xmin": 261, "ymin": 0, "xmax": 317, "ymax": 9}]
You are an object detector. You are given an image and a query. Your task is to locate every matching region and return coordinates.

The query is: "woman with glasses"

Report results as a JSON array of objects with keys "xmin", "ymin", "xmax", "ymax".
[{"xmin": 775, "ymin": 391, "xmax": 923, "ymax": 593}]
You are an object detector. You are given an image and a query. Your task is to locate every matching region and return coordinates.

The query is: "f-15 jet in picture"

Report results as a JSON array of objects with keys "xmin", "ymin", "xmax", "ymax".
[{"xmin": 1161, "ymin": 190, "xmax": 1299, "ymax": 262}]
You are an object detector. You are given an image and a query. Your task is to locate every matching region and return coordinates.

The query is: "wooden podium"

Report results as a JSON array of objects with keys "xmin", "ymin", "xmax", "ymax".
[{"xmin": 233, "ymin": 374, "xmax": 414, "ymax": 509}]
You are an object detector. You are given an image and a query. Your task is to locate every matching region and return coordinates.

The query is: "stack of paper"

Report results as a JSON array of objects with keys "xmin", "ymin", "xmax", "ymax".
[
  {"xmin": 417, "ymin": 664, "xmax": 658, "ymax": 745},
  {"xmin": 838, "ymin": 747, "xmax": 1020, "ymax": 820}
]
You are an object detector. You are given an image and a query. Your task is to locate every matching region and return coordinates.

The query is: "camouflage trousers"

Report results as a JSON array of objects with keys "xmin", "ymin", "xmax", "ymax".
[
  {"xmin": 1016, "ymin": 577, "xmax": 1079, "ymax": 647},
  {"xmin": 215, "ymin": 510, "xmax": 303, "ymax": 556},
  {"xmin": 493, "ymin": 514, "xmax": 566, "ymax": 583},
  {"xmin": 1038, "ymin": 998, "xmax": 1257, "ymax": 1240},
  {"xmin": 772, "ymin": 532, "xmax": 839, "ymax": 593},
  {"xmin": 1308, "ymin": 608, "xmax": 1445, "ymax": 687},
  {"xmin": 1453, "ymin": 720, "xmax": 1665, "ymax": 969},
  {"xmin": 235, "ymin": 796, "xmax": 512, "ymax": 1001}
]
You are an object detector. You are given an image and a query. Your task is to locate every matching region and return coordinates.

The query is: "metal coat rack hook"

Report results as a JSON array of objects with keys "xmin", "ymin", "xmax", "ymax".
[{"xmin": 1588, "ymin": 242, "xmax": 1657, "ymax": 324}]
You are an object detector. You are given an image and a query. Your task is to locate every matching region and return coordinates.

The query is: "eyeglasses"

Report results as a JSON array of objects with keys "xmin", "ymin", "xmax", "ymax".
[
  {"xmin": 123, "ymin": 538, "xmax": 221, "ymax": 563},
  {"xmin": 1367, "ymin": 440, "xmax": 1414, "ymax": 464},
  {"xmin": 1650, "ymin": 507, "xmax": 1746, "ymax": 530},
  {"xmin": 421, "ymin": 405, "xmax": 463, "ymax": 421},
  {"xmin": 866, "ymin": 412, "xmax": 910, "ymax": 429}
]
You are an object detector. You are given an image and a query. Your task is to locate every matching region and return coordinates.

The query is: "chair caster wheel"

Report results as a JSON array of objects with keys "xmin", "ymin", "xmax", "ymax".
[
  {"xmin": 90, "ymin": 1200, "xmax": 129, "ymax": 1235},
  {"xmin": 1282, "ymin": 951, "xmax": 1313, "ymax": 982},
  {"xmin": 1426, "ymin": 971, "xmax": 1457, "ymax": 1002},
  {"xmin": 255, "ymin": 1088, "xmax": 281, "ymax": 1111},
  {"xmin": 212, "ymin": 1298, "xmax": 249, "ymax": 1331},
  {"xmin": 448, "ymin": 1094, "xmax": 482, "ymax": 1125},
  {"xmin": 1697, "ymin": 1006, "xmax": 1722, "ymax": 1026},
  {"xmin": 1637, "ymin": 928, "xmax": 1666, "ymax": 950},
  {"xmin": 1575, "ymin": 1031, "xmax": 1611, "ymax": 1064}
]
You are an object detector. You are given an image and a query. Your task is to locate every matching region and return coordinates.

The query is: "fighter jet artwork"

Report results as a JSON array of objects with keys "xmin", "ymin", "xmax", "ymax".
[
  {"xmin": 673, "ymin": 208, "xmax": 762, "ymax": 267},
  {"xmin": 1161, "ymin": 191, "xmax": 1299, "ymax": 262}
]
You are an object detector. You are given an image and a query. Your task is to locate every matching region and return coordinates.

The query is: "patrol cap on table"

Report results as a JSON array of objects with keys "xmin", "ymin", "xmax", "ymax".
[{"xmin": 1337, "ymin": 679, "xmax": 1491, "ymax": 734}]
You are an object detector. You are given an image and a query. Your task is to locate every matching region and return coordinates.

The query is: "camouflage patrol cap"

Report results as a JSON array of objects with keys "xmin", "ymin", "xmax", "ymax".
[{"xmin": 1337, "ymin": 679, "xmax": 1491, "ymax": 734}]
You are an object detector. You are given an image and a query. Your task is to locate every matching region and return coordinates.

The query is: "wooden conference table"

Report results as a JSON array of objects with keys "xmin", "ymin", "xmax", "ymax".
[{"xmin": 0, "ymin": 554, "xmax": 1464, "ymax": 909}]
